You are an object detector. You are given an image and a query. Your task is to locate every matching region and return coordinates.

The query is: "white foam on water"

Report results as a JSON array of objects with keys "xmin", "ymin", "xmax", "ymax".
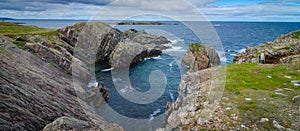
[
  {"xmin": 169, "ymin": 91, "xmax": 175, "ymax": 102},
  {"xmin": 87, "ymin": 80, "xmax": 98, "ymax": 88},
  {"xmin": 169, "ymin": 38, "xmax": 184, "ymax": 44},
  {"xmin": 214, "ymin": 24, "xmax": 221, "ymax": 27},
  {"xmin": 238, "ymin": 48, "xmax": 246, "ymax": 53},
  {"xmin": 220, "ymin": 57, "xmax": 227, "ymax": 63},
  {"xmin": 169, "ymin": 61, "xmax": 175, "ymax": 67},
  {"xmin": 230, "ymin": 53, "xmax": 236, "ymax": 56},
  {"xmin": 149, "ymin": 108, "xmax": 161, "ymax": 121},
  {"xmin": 101, "ymin": 67, "xmax": 113, "ymax": 72},
  {"xmin": 165, "ymin": 46, "xmax": 185, "ymax": 52},
  {"xmin": 144, "ymin": 55, "xmax": 162, "ymax": 61}
]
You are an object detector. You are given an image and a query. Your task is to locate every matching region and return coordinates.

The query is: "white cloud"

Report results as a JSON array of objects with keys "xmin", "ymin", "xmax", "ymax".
[
  {"xmin": 200, "ymin": 2, "xmax": 300, "ymax": 21},
  {"xmin": 0, "ymin": 0, "xmax": 299, "ymax": 22}
]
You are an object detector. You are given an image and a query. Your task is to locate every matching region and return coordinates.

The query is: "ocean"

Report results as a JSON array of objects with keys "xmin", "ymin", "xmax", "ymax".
[{"xmin": 8, "ymin": 19, "xmax": 300, "ymax": 130}]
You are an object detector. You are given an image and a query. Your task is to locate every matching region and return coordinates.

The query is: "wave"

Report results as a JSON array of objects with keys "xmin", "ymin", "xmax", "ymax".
[
  {"xmin": 144, "ymin": 56, "xmax": 162, "ymax": 60},
  {"xmin": 149, "ymin": 108, "xmax": 161, "ymax": 121},
  {"xmin": 169, "ymin": 38, "xmax": 184, "ymax": 44},
  {"xmin": 119, "ymin": 85, "xmax": 134, "ymax": 93},
  {"xmin": 169, "ymin": 91, "xmax": 175, "ymax": 102},
  {"xmin": 101, "ymin": 67, "xmax": 113, "ymax": 72},
  {"xmin": 238, "ymin": 48, "xmax": 246, "ymax": 53},
  {"xmin": 220, "ymin": 57, "xmax": 227, "ymax": 64},
  {"xmin": 87, "ymin": 80, "xmax": 98, "ymax": 88},
  {"xmin": 164, "ymin": 46, "xmax": 185, "ymax": 52}
]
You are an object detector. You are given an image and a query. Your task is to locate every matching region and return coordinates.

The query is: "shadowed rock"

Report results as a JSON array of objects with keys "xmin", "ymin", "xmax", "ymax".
[{"xmin": 0, "ymin": 35, "xmax": 123, "ymax": 130}]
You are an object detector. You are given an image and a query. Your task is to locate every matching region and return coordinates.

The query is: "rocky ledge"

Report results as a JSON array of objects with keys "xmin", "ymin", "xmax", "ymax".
[
  {"xmin": 0, "ymin": 35, "xmax": 123, "ymax": 130},
  {"xmin": 159, "ymin": 43, "xmax": 225, "ymax": 130},
  {"xmin": 0, "ymin": 22, "xmax": 170, "ymax": 130},
  {"xmin": 234, "ymin": 30, "xmax": 300, "ymax": 64}
]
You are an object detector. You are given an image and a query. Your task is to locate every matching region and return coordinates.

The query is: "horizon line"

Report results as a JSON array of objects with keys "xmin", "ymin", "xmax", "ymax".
[{"xmin": 2, "ymin": 17, "xmax": 300, "ymax": 23}]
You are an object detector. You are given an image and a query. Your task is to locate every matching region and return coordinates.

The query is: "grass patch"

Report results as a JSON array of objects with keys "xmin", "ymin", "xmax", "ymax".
[
  {"xmin": 190, "ymin": 42, "xmax": 206, "ymax": 53},
  {"xmin": 0, "ymin": 22, "xmax": 61, "ymax": 47},
  {"xmin": 0, "ymin": 22, "xmax": 54, "ymax": 36},
  {"xmin": 13, "ymin": 40, "xmax": 26, "ymax": 49},
  {"xmin": 225, "ymin": 63, "xmax": 300, "ymax": 91},
  {"xmin": 223, "ymin": 63, "xmax": 300, "ymax": 130},
  {"xmin": 291, "ymin": 30, "xmax": 300, "ymax": 39}
]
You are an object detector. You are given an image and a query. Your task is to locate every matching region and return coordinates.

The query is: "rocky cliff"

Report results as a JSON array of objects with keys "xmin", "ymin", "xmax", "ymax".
[
  {"xmin": 0, "ymin": 35, "xmax": 123, "ymax": 130},
  {"xmin": 0, "ymin": 22, "xmax": 170, "ymax": 130},
  {"xmin": 159, "ymin": 43, "xmax": 225, "ymax": 130},
  {"xmin": 234, "ymin": 30, "xmax": 300, "ymax": 64}
]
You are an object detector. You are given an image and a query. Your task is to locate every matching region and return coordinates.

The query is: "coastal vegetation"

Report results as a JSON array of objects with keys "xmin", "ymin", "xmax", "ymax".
[
  {"xmin": 0, "ymin": 22, "xmax": 299, "ymax": 130},
  {"xmin": 224, "ymin": 63, "xmax": 300, "ymax": 130}
]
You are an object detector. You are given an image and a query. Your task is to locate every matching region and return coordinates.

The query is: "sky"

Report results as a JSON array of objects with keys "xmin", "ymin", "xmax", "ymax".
[{"xmin": 0, "ymin": 0, "xmax": 300, "ymax": 22}]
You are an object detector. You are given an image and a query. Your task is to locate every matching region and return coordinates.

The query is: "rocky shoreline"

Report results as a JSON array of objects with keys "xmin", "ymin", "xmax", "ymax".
[
  {"xmin": 0, "ymin": 22, "xmax": 170, "ymax": 130},
  {"xmin": 159, "ymin": 30, "xmax": 300, "ymax": 130},
  {"xmin": 1, "ymin": 21, "xmax": 300, "ymax": 130},
  {"xmin": 234, "ymin": 30, "xmax": 300, "ymax": 64}
]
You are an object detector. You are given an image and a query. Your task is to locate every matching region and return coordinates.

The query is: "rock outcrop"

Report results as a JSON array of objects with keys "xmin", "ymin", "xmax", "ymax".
[
  {"xmin": 124, "ymin": 29, "xmax": 171, "ymax": 50},
  {"xmin": 160, "ymin": 43, "xmax": 225, "ymax": 130},
  {"xmin": 182, "ymin": 43, "xmax": 220, "ymax": 72},
  {"xmin": 0, "ymin": 35, "xmax": 123, "ymax": 130},
  {"xmin": 234, "ymin": 30, "xmax": 300, "ymax": 64},
  {"xmin": 0, "ymin": 22, "xmax": 171, "ymax": 130},
  {"xmin": 109, "ymin": 41, "xmax": 162, "ymax": 68}
]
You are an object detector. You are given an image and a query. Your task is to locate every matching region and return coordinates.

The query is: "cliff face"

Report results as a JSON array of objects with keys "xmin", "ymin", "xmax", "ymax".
[
  {"xmin": 160, "ymin": 43, "xmax": 225, "ymax": 130},
  {"xmin": 234, "ymin": 30, "xmax": 300, "ymax": 64},
  {"xmin": 0, "ymin": 22, "xmax": 170, "ymax": 130},
  {"xmin": 182, "ymin": 43, "xmax": 220, "ymax": 72},
  {"xmin": 0, "ymin": 35, "xmax": 123, "ymax": 130}
]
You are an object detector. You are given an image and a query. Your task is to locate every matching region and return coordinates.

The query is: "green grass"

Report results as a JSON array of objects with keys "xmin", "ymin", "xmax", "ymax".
[
  {"xmin": 190, "ymin": 42, "xmax": 206, "ymax": 53},
  {"xmin": 0, "ymin": 22, "xmax": 55, "ymax": 36},
  {"xmin": 291, "ymin": 30, "xmax": 300, "ymax": 39},
  {"xmin": 225, "ymin": 63, "xmax": 300, "ymax": 91},
  {"xmin": 223, "ymin": 63, "xmax": 300, "ymax": 130},
  {"xmin": 0, "ymin": 22, "xmax": 60, "ymax": 47}
]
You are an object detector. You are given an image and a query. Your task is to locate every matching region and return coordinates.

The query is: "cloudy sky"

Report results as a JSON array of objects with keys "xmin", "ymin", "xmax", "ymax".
[{"xmin": 0, "ymin": 0, "xmax": 300, "ymax": 22}]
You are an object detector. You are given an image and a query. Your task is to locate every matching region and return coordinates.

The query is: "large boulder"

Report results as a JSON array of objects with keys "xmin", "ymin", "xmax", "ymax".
[
  {"xmin": 182, "ymin": 43, "xmax": 220, "ymax": 72},
  {"xmin": 60, "ymin": 22, "xmax": 124, "ymax": 64},
  {"xmin": 109, "ymin": 41, "xmax": 162, "ymax": 68},
  {"xmin": 124, "ymin": 29, "xmax": 171, "ymax": 50}
]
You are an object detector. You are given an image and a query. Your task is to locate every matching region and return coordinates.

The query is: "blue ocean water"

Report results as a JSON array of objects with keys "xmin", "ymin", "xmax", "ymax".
[{"xmin": 8, "ymin": 20, "xmax": 300, "ymax": 129}]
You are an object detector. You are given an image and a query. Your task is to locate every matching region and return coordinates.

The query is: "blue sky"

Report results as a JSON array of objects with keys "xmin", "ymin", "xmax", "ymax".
[{"xmin": 0, "ymin": 0, "xmax": 300, "ymax": 22}]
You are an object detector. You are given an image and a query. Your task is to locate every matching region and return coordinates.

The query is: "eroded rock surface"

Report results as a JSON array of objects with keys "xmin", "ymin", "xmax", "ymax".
[
  {"xmin": 234, "ymin": 30, "xmax": 300, "ymax": 64},
  {"xmin": 0, "ymin": 35, "xmax": 123, "ymax": 130},
  {"xmin": 160, "ymin": 43, "xmax": 225, "ymax": 130},
  {"xmin": 182, "ymin": 43, "xmax": 220, "ymax": 72}
]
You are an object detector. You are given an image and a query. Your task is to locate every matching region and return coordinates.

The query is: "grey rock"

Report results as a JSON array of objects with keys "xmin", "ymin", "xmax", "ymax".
[
  {"xmin": 182, "ymin": 43, "xmax": 220, "ymax": 72},
  {"xmin": 273, "ymin": 120, "xmax": 285, "ymax": 131},
  {"xmin": 259, "ymin": 118, "xmax": 269, "ymax": 123},
  {"xmin": 0, "ymin": 35, "xmax": 123, "ymax": 131},
  {"xmin": 109, "ymin": 41, "xmax": 162, "ymax": 68},
  {"xmin": 43, "ymin": 117, "xmax": 89, "ymax": 131},
  {"xmin": 292, "ymin": 95, "xmax": 300, "ymax": 103}
]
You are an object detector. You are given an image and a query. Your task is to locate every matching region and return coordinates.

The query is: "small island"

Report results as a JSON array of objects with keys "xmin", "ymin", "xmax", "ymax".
[{"xmin": 116, "ymin": 21, "xmax": 164, "ymax": 25}]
